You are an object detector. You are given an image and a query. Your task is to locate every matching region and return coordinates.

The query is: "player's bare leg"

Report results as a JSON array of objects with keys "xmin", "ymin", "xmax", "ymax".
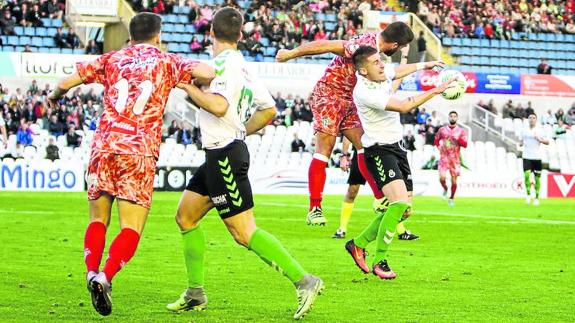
[
  {"xmin": 334, "ymin": 184, "xmax": 360, "ymax": 239},
  {"xmin": 223, "ymin": 209, "xmax": 323, "ymax": 320},
  {"xmin": 439, "ymin": 172, "xmax": 449, "ymax": 200},
  {"xmin": 307, "ymin": 132, "xmax": 336, "ymax": 226},
  {"xmin": 448, "ymin": 174, "xmax": 458, "ymax": 207},
  {"xmin": 167, "ymin": 190, "xmax": 213, "ymax": 312}
]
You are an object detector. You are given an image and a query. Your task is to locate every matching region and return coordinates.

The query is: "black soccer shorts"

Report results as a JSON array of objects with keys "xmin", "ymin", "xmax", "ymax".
[
  {"xmin": 364, "ymin": 142, "xmax": 413, "ymax": 192},
  {"xmin": 347, "ymin": 150, "xmax": 366, "ymax": 186},
  {"xmin": 523, "ymin": 158, "xmax": 542, "ymax": 175},
  {"xmin": 186, "ymin": 140, "xmax": 254, "ymax": 219}
]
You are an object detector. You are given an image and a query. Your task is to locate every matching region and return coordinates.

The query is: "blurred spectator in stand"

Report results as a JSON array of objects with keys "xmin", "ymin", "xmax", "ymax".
[
  {"xmin": 66, "ymin": 29, "xmax": 81, "ymax": 48},
  {"xmin": 46, "ymin": 137, "xmax": 59, "ymax": 161},
  {"xmin": 515, "ymin": 103, "xmax": 525, "ymax": 119},
  {"xmin": 27, "ymin": 4, "xmax": 44, "ymax": 27},
  {"xmin": 54, "ymin": 27, "xmax": 70, "ymax": 48},
  {"xmin": 190, "ymin": 36, "xmax": 203, "ymax": 53},
  {"xmin": 28, "ymin": 80, "xmax": 39, "ymax": 94},
  {"xmin": 0, "ymin": 114, "xmax": 7, "ymax": 148},
  {"xmin": 417, "ymin": 31, "xmax": 426, "ymax": 62},
  {"xmin": 48, "ymin": 114, "xmax": 65, "ymax": 137},
  {"xmin": 291, "ymin": 133, "xmax": 306, "ymax": 152},
  {"xmin": 1, "ymin": 10, "xmax": 17, "ymax": 35},
  {"xmin": 403, "ymin": 130, "xmax": 416, "ymax": 151},
  {"xmin": 66, "ymin": 124, "xmax": 81, "ymax": 148},
  {"xmin": 525, "ymin": 101, "xmax": 535, "ymax": 117},
  {"xmin": 47, "ymin": 0, "xmax": 63, "ymax": 19},
  {"xmin": 566, "ymin": 108, "xmax": 575, "ymax": 126},
  {"xmin": 23, "ymin": 44, "xmax": 33, "ymax": 52},
  {"xmin": 177, "ymin": 124, "xmax": 194, "ymax": 145},
  {"xmin": 425, "ymin": 126, "xmax": 436, "ymax": 145},
  {"xmin": 22, "ymin": 102, "xmax": 36, "ymax": 123},
  {"xmin": 555, "ymin": 108, "xmax": 566, "ymax": 123},
  {"xmin": 417, "ymin": 123, "xmax": 426, "ymax": 136},
  {"xmin": 167, "ymin": 120, "xmax": 180, "ymax": 138},
  {"xmin": 502, "ymin": 100, "xmax": 516, "ymax": 118},
  {"xmin": 428, "ymin": 110, "xmax": 442, "ymax": 127},
  {"xmin": 537, "ymin": 58, "xmax": 552, "ymax": 74},
  {"xmin": 553, "ymin": 119, "xmax": 569, "ymax": 139},
  {"xmin": 417, "ymin": 107, "xmax": 430, "ymax": 124},
  {"xmin": 16, "ymin": 121, "xmax": 35, "ymax": 150},
  {"xmin": 42, "ymin": 84, "xmax": 51, "ymax": 96},
  {"xmin": 274, "ymin": 92, "xmax": 286, "ymax": 113},
  {"xmin": 541, "ymin": 109, "xmax": 557, "ymax": 125},
  {"xmin": 201, "ymin": 31, "xmax": 211, "ymax": 49},
  {"xmin": 85, "ymin": 39, "xmax": 101, "ymax": 55}
]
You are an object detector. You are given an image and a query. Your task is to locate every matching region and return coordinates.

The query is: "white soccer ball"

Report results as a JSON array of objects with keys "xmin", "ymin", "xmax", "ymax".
[{"xmin": 437, "ymin": 70, "xmax": 467, "ymax": 100}]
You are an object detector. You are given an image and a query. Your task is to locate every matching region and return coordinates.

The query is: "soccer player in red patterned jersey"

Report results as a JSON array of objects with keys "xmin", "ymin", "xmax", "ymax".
[
  {"xmin": 277, "ymin": 23, "xmax": 443, "ymax": 225},
  {"xmin": 434, "ymin": 111, "xmax": 468, "ymax": 207},
  {"xmin": 46, "ymin": 13, "xmax": 214, "ymax": 316}
]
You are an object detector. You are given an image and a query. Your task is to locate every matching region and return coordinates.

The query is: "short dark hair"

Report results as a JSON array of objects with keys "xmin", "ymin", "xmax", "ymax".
[
  {"xmin": 352, "ymin": 46, "xmax": 378, "ymax": 70},
  {"xmin": 212, "ymin": 7, "xmax": 243, "ymax": 43},
  {"xmin": 381, "ymin": 22, "xmax": 414, "ymax": 46},
  {"xmin": 449, "ymin": 111, "xmax": 458, "ymax": 116},
  {"xmin": 529, "ymin": 113, "xmax": 537, "ymax": 118},
  {"xmin": 129, "ymin": 13, "xmax": 162, "ymax": 42}
]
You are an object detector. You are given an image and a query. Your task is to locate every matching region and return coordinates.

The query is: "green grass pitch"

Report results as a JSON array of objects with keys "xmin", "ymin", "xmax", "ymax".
[{"xmin": 0, "ymin": 192, "xmax": 574, "ymax": 322}]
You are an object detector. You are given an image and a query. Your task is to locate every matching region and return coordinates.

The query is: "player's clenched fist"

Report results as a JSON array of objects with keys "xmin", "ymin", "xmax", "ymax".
[{"xmin": 276, "ymin": 49, "xmax": 294, "ymax": 62}]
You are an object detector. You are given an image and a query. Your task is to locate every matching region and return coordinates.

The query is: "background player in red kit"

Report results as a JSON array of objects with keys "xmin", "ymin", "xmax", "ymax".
[
  {"xmin": 46, "ymin": 12, "xmax": 214, "ymax": 316},
  {"xmin": 434, "ymin": 111, "xmax": 468, "ymax": 207},
  {"xmin": 277, "ymin": 22, "xmax": 443, "ymax": 225}
]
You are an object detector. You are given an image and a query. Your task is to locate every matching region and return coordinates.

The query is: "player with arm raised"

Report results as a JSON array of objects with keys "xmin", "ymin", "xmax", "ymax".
[
  {"xmin": 344, "ymin": 46, "xmax": 455, "ymax": 279},
  {"xmin": 47, "ymin": 13, "xmax": 214, "ymax": 316},
  {"xmin": 166, "ymin": 7, "xmax": 323, "ymax": 320},
  {"xmin": 520, "ymin": 113, "xmax": 549, "ymax": 206},
  {"xmin": 434, "ymin": 111, "xmax": 468, "ymax": 207},
  {"xmin": 277, "ymin": 22, "xmax": 444, "ymax": 225}
]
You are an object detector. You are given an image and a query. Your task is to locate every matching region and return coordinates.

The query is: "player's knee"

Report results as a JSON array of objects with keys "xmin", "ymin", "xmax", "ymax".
[
  {"xmin": 347, "ymin": 186, "xmax": 360, "ymax": 200},
  {"xmin": 175, "ymin": 209, "xmax": 199, "ymax": 231},
  {"xmin": 230, "ymin": 230, "xmax": 251, "ymax": 247}
]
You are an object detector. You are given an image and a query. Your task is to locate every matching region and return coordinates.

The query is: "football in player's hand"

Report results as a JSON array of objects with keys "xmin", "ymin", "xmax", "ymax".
[{"xmin": 437, "ymin": 70, "xmax": 467, "ymax": 100}]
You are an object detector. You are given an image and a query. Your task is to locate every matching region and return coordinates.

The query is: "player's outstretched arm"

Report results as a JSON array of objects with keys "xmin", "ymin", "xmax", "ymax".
[
  {"xmin": 392, "ymin": 45, "xmax": 410, "ymax": 93},
  {"xmin": 191, "ymin": 62, "xmax": 216, "ymax": 87},
  {"xmin": 393, "ymin": 61, "xmax": 444, "ymax": 81},
  {"xmin": 276, "ymin": 40, "xmax": 345, "ymax": 62},
  {"xmin": 177, "ymin": 83, "xmax": 229, "ymax": 117},
  {"xmin": 244, "ymin": 106, "xmax": 277, "ymax": 136},
  {"xmin": 46, "ymin": 73, "xmax": 84, "ymax": 108},
  {"xmin": 385, "ymin": 78, "xmax": 456, "ymax": 114}
]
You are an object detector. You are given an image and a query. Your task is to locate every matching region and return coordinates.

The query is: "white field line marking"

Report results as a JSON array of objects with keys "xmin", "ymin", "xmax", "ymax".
[{"xmin": 257, "ymin": 202, "xmax": 575, "ymax": 225}]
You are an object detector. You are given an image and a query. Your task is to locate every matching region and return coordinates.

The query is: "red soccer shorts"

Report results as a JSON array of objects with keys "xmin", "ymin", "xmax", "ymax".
[
  {"xmin": 87, "ymin": 151, "xmax": 156, "ymax": 209},
  {"xmin": 439, "ymin": 158, "xmax": 461, "ymax": 178},
  {"xmin": 308, "ymin": 83, "xmax": 362, "ymax": 136}
]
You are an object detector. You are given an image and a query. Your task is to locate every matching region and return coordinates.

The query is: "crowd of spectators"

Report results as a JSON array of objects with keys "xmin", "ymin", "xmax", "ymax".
[
  {"xmin": 413, "ymin": 0, "xmax": 575, "ymax": 40},
  {"xmin": 1, "ymin": 0, "xmax": 64, "ymax": 34},
  {"xmin": 400, "ymin": 107, "xmax": 444, "ymax": 151},
  {"xmin": 0, "ymin": 80, "xmax": 103, "ymax": 158},
  {"xmin": 271, "ymin": 92, "xmax": 313, "ymax": 127}
]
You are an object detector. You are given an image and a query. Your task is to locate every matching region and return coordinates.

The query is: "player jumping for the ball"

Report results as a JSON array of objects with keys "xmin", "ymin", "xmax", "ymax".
[
  {"xmin": 47, "ymin": 13, "xmax": 214, "ymax": 316},
  {"xmin": 344, "ymin": 46, "xmax": 456, "ymax": 279},
  {"xmin": 434, "ymin": 111, "xmax": 468, "ymax": 207},
  {"xmin": 276, "ymin": 22, "xmax": 444, "ymax": 225}
]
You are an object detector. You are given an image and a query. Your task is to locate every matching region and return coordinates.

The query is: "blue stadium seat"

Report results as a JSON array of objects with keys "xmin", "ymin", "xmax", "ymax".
[
  {"xmin": 326, "ymin": 13, "xmax": 337, "ymax": 22},
  {"xmin": 74, "ymin": 48, "xmax": 84, "ymax": 55},
  {"xmin": 544, "ymin": 33, "xmax": 555, "ymax": 42},
  {"xmin": 264, "ymin": 56, "xmax": 275, "ymax": 63},
  {"xmin": 450, "ymin": 46, "xmax": 462, "ymax": 56},
  {"xmin": 196, "ymin": 34, "xmax": 204, "ymax": 42},
  {"xmin": 245, "ymin": 55, "xmax": 255, "ymax": 62},
  {"xmin": 175, "ymin": 24, "xmax": 185, "ymax": 33},
  {"xmin": 49, "ymin": 47, "xmax": 60, "ymax": 53},
  {"xmin": 8, "ymin": 36, "xmax": 19, "ymax": 46},
  {"xmin": 178, "ymin": 15, "xmax": 189, "ymax": 24},
  {"xmin": 61, "ymin": 48, "xmax": 73, "ymax": 54},
  {"xmin": 315, "ymin": 13, "xmax": 326, "ymax": 21},
  {"xmin": 164, "ymin": 24, "xmax": 175, "ymax": 32},
  {"xmin": 52, "ymin": 19, "xmax": 63, "ymax": 28},
  {"xmin": 35, "ymin": 27, "xmax": 47, "ymax": 37},
  {"xmin": 519, "ymin": 58, "xmax": 529, "ymax": 67},
  {"xmin": 15, "ymin": 46, "xmax": 25, "ymax": 52},
  {"xmin": 479, "ymin": 56, "xmax": 489, "ymax": 65},
  {"xmin": 31, "ymin": 37, "xmax": 42, "ymax": 47},
  {"xmin": 565, "ymin": 34, "xmax": 575, "ymax": 43},
  {"xmin": 325, "ymin": 22, "xmax": 336, "ymax": 31},
  {"xmin": 460, "ymin": 56, "xmax": 471, "ymax": 65},
  {"xmin": 167, "ymin": 43, "xmax": 179, "ymax": 52},
  {"xmin": 462, "ymin": 38, "xmax": 472, "ymax": 47},
  {"xmin": 501, "ymin": 40, "xmax": 510, "ymax": 48},
  {"xmin": 264, "ymin": 47, "xmax": 277, "ymax": 57},
  {"xmin": 260, "ymin": 37, "xmax": 270, "ymax": 47},
  {"xmin": 528, "ymin": 58, "xmax": 538, "ymax": 66},
  {"xmin": 443, "ymin": 37, "xmax": 453, "ymax": 46},
  {"xmin": 452, "ymin": 37, "xmax": 462, "ymax": 46},
  {"xmin": 182, "ymin": 34, "xmax": 193, "ymax": 43},
  {"xmin": 199, "ymin": 53, "xmax": 210, "ymax": 60},
  {"xmin": 173, "ymin": 6, "xmax": 182, "ymax": 14},
  {"xmin": 470, "ymin": 47, "xmax": 479, "ymax": 55},
  {"xmin": 491, "ymin": 48, "xmax": 500, "ymax": 56},
  {"xmin": 166, "ymin": 15, "xmax": 177, "ymax": 24},
  {"xmin": 3, "ymin": 45, "xmax": 15, "ymax": 52},
  {"xmin": 19, "ymin": 36, "xmax": 31, "ymax": 45},
  {"xmin": 173, "ymin": 33, "xmax": 184, "ymax": 42},
  {"xmin": 42, "ymin": 37, "xmax": 55, "ymax": 47},
  {"xmin": 205, "ymin": 0, "xmax": 215, "ymax": 6},
  {"xmin": 24, "ymin": 28, "xmax": 35, "ymax": 36},
  {"xmin": 38, "ymin": 47, "xmax": 50, "ymax": 53},
  {"xmin": 47, "ymin": 28, "xmax": 57, "ymax": 37},
  {"xmin": 41, "ymin": 18, "xmax": 51, "ymax": 27},
  {"xmin": 14, "ymin": 26, "xmax": 24, "ymax": 35},
  {"xmin": 163, "ymin": 33, "xmax": 174, "ymax": 42},
  {"xmin": 491, "ymin": 39, "xmax": 501, "ymax": 47},
  {"xmin": 196, "ymin": 0, "xmax": 205, "ymax": 5},
  {"xmin": 180, "ymin": 43, "xmax": 190, "ymax": 53},
  {"xmin": 185, "ymin": 25, "xmax": 197, "ymax": 33},
  {"xmin": 491, "ymin": 57, "xmax": 501, "ymax": 66},
  {"xmin": 216, "ymin": 0, "xmax": 227, "ymax": 5},
  {"xmin": 0, "ymin": 36, "xmax": 6, "ymax": 44},
  {"xmin": 480, "ymin": 39, "xmax": 489, "ymax": 47}
]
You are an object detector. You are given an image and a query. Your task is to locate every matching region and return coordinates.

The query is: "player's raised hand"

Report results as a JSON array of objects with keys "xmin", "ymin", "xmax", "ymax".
[
  {"xmin": 45, "ymin": 92, "xmax": 59, "ymax": 109},
  {"xmin": 434, "ymin": 77, "xmax": 458, "ymax": 94},
  {"xmin": 425, "ymin": 61, "xmax": 445, "ymax": 72},
  {"xmin": 276, "ymin": 49, "xmax": 294, "ymax": 62}
]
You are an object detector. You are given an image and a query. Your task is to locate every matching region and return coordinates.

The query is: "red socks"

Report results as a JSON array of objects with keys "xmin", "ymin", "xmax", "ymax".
[
  {"xmin": 308, "ymin": 154, "xmax": 328, "ymax": 210},
  {"xmin": 440, "ymin": 178, "xmax": 448, "ymax": 192},
  {"xmin": 84, "ymin": 221, "xmax": 107, "ymax": 273},
  {"xmin": 102, "ymin": 228, "xmax": 141, "ymax": 281},
  {"xmin": 450, "ymin": 183, "xmax": 457, "ymax": 199},
  {"xmin": 357, "ymin": 151, "xmax": 384, "ymax": 199}
]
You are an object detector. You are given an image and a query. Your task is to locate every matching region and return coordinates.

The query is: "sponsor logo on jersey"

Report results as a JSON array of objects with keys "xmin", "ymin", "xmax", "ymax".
[
  {"xmin": 389, "ymin": 169, "xmax": 396, "ymax": 178},
  {"xmin": 119, "ymin": 56, "xmax": 158, "ymax": 71},
  {"xmin": 214, "ymin": 80, "xmax": 227, "ymax": 91},
  {"xmin": 110, "ymin": 116, "xmax": 138, "ymax": 135},
  {"xmin": 211, "ymin": 194, "xmax": 227, "ymax": 206}
]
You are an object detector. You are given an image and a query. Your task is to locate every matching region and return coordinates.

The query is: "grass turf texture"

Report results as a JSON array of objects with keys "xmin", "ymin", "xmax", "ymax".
[{"xmin": 0, "ymin": 192, "xmax": 574, "ymax": 322}]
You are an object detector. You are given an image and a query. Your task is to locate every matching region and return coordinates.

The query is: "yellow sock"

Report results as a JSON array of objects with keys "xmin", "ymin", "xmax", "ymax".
[
  {"xmin": 396, "ymin": 221, "xmax": 407, "ymax": 235},
  {"xmin": 339, "ymin": 202, "xmax": 354, "ymax": 232}
]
